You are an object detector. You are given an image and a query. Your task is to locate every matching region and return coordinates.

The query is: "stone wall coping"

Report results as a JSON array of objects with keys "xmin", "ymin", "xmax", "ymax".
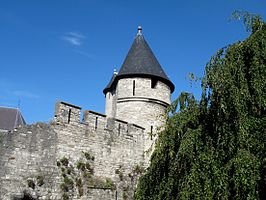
[
  {"xmin": 114, "ymin": 118, "xmax": 145, "ymax": 130},
  {"xmin": 113, "ymin": 118, "xmax": 128, "ymax": 124},
  {"xmin": 85, "ymin": 110, "xmax": 107, "ymax": 117},
  {"xmin": 58, "ymin": 101, "xmax": 82, "ymax": 109},
  {"xmin": 131, "ymin": 123, "xmax": 145, "ymax": 130}
]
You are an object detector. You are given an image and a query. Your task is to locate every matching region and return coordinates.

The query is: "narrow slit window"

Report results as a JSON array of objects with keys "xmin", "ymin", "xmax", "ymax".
[
  {"xmin": 133, "ymin": 80, "xmax": 135, "ymax": 96},
  {"xmin": 150, "ymin": 126, "xmax": 153, "ymax": 140},
  {"xmin": 95, "ymin": 117, "xmax": 98, "ymax": 130},
  {"xmin": 118, "ymin": 123, "xmax": 121, "ymax": 135},
  {"xmin": 151, "ymin": 79, "xmax": 157, "ymax": 89},
  {"xmin": 68, "ymin": 109, "xmax": 72, "ymax": 124}
]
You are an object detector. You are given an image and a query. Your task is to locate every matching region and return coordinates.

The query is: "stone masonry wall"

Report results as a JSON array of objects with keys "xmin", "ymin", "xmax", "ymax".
[
  {"xmin": 115, "ymin": 78, "xmax": 170, "ymax": 131},
  {"xmin": 0, "ymin": 123, "xmax": 58, "ymax": 200},
  {"xmin": 117, "ymin": 78, "xmax": 171, "ymax": 104},
  {"xmin": 0, "ymin": 101, "xmax": 146, "ymax": 200},
  {"xmin": 116, "ymin": 100, "xmax": 166, "ymax": 152},
  {"xmin": 115, "ymin": 77, "xmax": 170, "ymax": 151}
]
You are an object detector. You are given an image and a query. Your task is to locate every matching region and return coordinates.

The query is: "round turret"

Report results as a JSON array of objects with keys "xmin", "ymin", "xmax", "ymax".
[
  {"xmin": 115, "ymin": 76, "xmax": 171, "ymax": 131},
  {"xmin": 104, "ymin": 26, "xmax": 174, "ymax": 148}
]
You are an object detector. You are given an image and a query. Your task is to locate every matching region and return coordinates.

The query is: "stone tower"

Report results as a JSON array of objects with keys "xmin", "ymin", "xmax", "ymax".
[{"xmin": 103, "ymin": 26, "xmax": 175, "ymax": 150}]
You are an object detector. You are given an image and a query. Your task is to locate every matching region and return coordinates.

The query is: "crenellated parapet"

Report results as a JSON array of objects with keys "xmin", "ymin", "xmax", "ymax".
[
  {"xmin": 54, "ymin": 101, "xmax": 145, "ymax": 140},
  {"xmin": 0, "ymin": 102, "xmax": 147, "ymax": 200},
  {"xmin": 54, "ymin": 101, "xmax": 81, "ymax": 125}
]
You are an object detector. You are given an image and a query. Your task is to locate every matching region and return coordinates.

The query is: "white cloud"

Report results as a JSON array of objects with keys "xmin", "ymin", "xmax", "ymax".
[
  {"xmin": 62, "ymin": 32, "xmax": 86, "ymax": 46},
  {"xmin": 13, "ymin": 90, "xmax": 39, "ymax": 99},
  {"xmin": 68, "ymin": 32, "xmax": 86, "ymax": 39}
]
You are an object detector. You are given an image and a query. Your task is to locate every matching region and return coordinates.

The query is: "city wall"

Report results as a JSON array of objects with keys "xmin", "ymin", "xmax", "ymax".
[{"xmin": 0, "ymin": 101, "xmax": 147, "ymax": 200}]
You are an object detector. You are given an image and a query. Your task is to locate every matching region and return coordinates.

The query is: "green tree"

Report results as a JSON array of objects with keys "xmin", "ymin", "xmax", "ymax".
[{"xmin": 135, "ymin": 15, "xmax": 266, "ymax": 200}]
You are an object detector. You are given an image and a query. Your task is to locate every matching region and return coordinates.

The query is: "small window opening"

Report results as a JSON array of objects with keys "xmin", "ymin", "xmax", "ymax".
[
  {"xmin": 95, "ymin": 117, "xmax": 98, "ymax": 130},
  {"xmin": 68, "ymin": 109, "xmax": 72, "ymax": 124},
  {"xmin": 150, "ymin": 126, "xmax": 153, "ymax": 140},
  {"xmin": 118, "ymin": 123, "xmax": 121, "ymax": 135},
  {"xmin": 133, "ymin": 80, "xmax": 136, "ymax": 96},
  {"xmin": 151, "ymin": 79, "xmax": 157, "ymax": 89},
  {"xmin": 109, "ymin": 93, "xmax": 111, "ymax": 99}
]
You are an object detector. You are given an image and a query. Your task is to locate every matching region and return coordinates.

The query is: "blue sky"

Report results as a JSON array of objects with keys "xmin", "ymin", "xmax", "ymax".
[{"xmin": 0, "ymin": 0, "xmax": 265, "ymax": 124}]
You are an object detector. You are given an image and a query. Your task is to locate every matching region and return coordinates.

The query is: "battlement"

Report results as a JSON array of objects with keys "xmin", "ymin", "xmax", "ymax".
[
  {"xmin": 54, "ymin": 101, "xmax": 81, "ymax": 125},
  {"xmin": 54, "ymin": 101, "xmax": 145, "ymax": 137}
]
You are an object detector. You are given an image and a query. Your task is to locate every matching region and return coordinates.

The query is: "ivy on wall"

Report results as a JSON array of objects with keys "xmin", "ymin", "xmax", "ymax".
[{"xmin": 57, "ymin": 151, "xmax": 116, "ymax": 200}]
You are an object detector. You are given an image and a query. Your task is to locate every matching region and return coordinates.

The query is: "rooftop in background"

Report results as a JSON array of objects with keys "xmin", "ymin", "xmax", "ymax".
[{"xmin": 0, "ymin": 107, "xmax": 26, "ymax": 132}]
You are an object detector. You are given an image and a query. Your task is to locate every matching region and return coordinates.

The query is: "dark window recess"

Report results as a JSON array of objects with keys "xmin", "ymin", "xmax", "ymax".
[
  {"xmin": 150, "ymin": 126, "xmax": 153, "ymax": 140},
  {"xmin": 68, "ymin": 109, "xmax": 72, "ymax": 124},
  {"xmin": 95, "ymin": 117, "xmax": 98, "ymax": 130},
  {"xmin": 133, "ymin": 80, "xmax": 136, "ymax": 96},
  {"xmin": 151, "ymin": 78, "xmax": 157, "ymax": 89},
  {"xmin": 118, "ymin": 123, "xmax": 121, "ymax": 135}
]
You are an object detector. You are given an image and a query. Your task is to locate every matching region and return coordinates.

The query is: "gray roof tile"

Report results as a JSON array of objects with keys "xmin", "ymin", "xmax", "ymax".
[{"xmin": 0, "ymin": 107, "xmax": 26, "ymax": 131}]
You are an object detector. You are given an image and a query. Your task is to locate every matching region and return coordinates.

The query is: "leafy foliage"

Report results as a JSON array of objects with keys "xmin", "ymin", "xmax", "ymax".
[{"xmin": 135, "ymin": 16, "xmax": 266, "ymax": 200}]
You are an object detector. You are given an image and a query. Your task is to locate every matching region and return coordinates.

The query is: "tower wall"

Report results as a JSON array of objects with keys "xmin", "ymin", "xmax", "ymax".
[
  {"xmin": 105, "ymin": 90, "xmax": 117, "ymax": 118},
  {"xmin": 114, "ymin": 77, "xmax": 171, "ymax": 151},
  {"xmin": 115, "ymin": 77, "xmax": 171, "ymax": 132},
  {"xmin": 116, "ymin": 78, "xmax": 171, "ymax": 103}
]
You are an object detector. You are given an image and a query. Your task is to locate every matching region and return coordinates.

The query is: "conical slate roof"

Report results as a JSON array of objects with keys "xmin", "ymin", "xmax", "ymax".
[
  {"xmin": 103, "ymin": 27, "xmax": 174, "ymax": 94},
  {"xmin": 104, "ymin": 72, "xmax": 117, "ymax": 92}
]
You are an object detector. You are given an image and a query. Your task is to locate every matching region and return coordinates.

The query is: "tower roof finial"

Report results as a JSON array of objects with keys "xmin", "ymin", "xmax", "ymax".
[{"xmin": 137, "ymin": 25, "xmax": 142, "ymax": 35}]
